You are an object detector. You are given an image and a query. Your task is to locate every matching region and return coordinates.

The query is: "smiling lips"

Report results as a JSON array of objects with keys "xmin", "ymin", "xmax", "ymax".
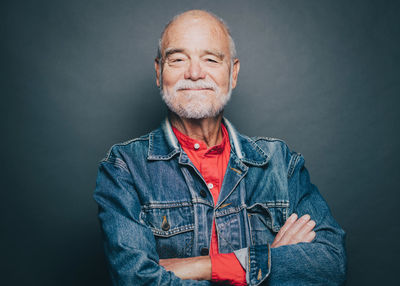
[{"xmin": 178, "ymin": 88, "xmax": 214, "ymax": 91}]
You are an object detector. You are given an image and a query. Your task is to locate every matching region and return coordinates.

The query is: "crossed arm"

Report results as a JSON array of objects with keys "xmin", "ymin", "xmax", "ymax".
[
  {"xmin": 95, "ymin": 150, "xmax": 346, "ymax": 285},
  {"xmin": 160, "ymin": 213, "xmax": 316, "ymax": 280}
]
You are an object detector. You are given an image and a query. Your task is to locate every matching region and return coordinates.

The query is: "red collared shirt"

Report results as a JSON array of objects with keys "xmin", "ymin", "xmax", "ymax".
[{"xmin": 172, "ymin": 124, "xmax": 246, "ymax": 285}]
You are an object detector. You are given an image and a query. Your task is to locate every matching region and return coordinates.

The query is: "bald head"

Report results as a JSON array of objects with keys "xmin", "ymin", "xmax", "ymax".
[{"xmin": 157, "ymin": 10, "xmax": 237, "ymax": 61}]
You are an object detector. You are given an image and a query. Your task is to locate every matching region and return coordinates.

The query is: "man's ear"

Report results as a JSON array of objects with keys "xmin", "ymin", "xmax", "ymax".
[
  {"xmin": 155, "ymin": 58, "xmax": 161, "ymax": 87},
  {"xmin": 231, "ymin": 58, "xmax": 240, "ymax": 89}
]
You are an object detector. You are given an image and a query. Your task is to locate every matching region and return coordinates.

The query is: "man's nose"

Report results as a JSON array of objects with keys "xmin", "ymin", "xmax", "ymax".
[{"xmin": 184, "ymin": 60, "xmax": 206, "ymax": 80}]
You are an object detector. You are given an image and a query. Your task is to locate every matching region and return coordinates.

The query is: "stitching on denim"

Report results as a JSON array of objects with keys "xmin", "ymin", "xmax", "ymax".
[
  {"xmin": 215, "ymin": 204, "xmax": 246, "ymax": 217},
  {"xmin": 247, "ymin": 213, "xmax": 255, "ymax": 246},
  {"xmin": 253, "ymin": 136, "xmax": 287, "ymax": 144},
  {"xmin": 215, "ymin": 166, "xmax": 248, "ymax": 209},
  {"xmin": 191, "ymin": 197, "xmax": 214, "ymax": 208},
  {"xmin": 247, "ymin": 201, "xmax": 289, "ymax": 208},
  {"xmin": 147, "ymin": 132, "xmax": 154, "ymax": 158},
  {"xmin": 219, "ymin": 231, "xmax": 236, "ymax": 252},
  {"xmin": 265, "ymin": 201, "xmax": 290, "ymax": 208},
  {"xmin": 142, "ymin": 201, "xmax": 193, "ymax": 209},
  {"xmin": 147, "ymin": 129, "xmax": 181, "ymax": 160},
  {"xmin": 247, "ymin": 202, "xmax": 289, "ymax": 234},
  {"xmin": 183, "ymin": 233, "xmax": 194, "ymax": 255},
  {"xmin": 150, "ymin": 224, "xmax": 194, "ymax": 237},
  {"xmin": 247, "ymin": 137, "xmax": 269, "ymax": 158},
  {"xmin": 102, "ymin": 136, "xmax": 149, "ymax": 162},
  {"xmin": 250, "ymin": 247, "xmax": 257, "ymax": 284},
  {"xmin": 105, "ymin": 156, "xmax": 129, "ymax": 172},
  {"xmin": 147, "ymin": 151, "xmax": 180, "ymax": 160},
  {"xmin": 282, "ymin": 206, "xmax": 288, "ymax": 221},
  {"xmin": 248, "ymin": 247, "xmax": 252, "ymax": 283},
  {"xmin": 287, "ymin": 152, "xmax": 301, "ymax": 178},
  {"xmin": 217, "ymin": 222, "xmax": 237, "ymax": 252},
  {"xmin": 236, "ymin": 136, "xmax": 269, "ymax": 166},
  {"xmin": 251, "ymin": 246, "xmax": 270, "ymax": 286}
]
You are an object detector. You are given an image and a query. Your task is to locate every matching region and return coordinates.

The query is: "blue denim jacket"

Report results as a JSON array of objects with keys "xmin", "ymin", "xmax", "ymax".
[{"xmin": 94, "ymin": 118, "xmax": 346, "ymax": 286}]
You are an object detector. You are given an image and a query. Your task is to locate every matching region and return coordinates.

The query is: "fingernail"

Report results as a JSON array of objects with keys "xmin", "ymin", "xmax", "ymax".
[
  {"xmin": 307, "ymin": 220, "xmax": 315, "ymax": 226},
  {"xmin": 301, "ymin": 214, "xmax": 310, "ymax": 221},
  {"xmin": 289, "ymin": 213, "xmax": 297, "ymax": 221}
]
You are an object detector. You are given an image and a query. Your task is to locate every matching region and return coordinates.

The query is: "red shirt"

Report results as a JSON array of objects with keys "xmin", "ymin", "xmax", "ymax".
[{"xmin": 172, "ymin": 124, "xmax": 247, "ymax": 285}]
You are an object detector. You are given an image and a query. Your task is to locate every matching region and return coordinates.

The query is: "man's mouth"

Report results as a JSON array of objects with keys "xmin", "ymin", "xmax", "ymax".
[{"xmin": 178, "ymin": 88, "xmax": 214, "ymax": 91}]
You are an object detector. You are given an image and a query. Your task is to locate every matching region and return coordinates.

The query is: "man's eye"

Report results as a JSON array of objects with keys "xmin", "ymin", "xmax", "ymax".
[
  {"xmin": 168, "ymin": 58, "xmax": 186, "ymax": 64},
  {"xmin": 206, "ymin": 58, "xmax": 218, "ymax": 63}
]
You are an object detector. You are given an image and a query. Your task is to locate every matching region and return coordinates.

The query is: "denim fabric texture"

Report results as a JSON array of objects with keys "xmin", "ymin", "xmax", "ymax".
[{"xmin": 94, "ymin": 118, "xmax": 347, "ymax": 286}]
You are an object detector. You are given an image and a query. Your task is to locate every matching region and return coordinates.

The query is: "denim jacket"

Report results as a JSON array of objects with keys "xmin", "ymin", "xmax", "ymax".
[{"xmin": 94, "ymin": 118, "xmax": 346, "ymax": 286}]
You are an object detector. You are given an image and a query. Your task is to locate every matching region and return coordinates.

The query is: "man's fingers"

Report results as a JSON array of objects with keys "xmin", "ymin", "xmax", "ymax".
[
  {"xmin": 291, "ymin": 219, "xmax": 316, "ymax": 244},
  {"xmin": 271, "ymin": 214, "xmax": 317, "ymax": 248},
  {"xmin": 278, "ymin": 214, "xmax": 311, "ymax": 245},
  {"xmin": 273, "ymin": 213, "xmax": 297, "ymax": 243},
  {"xmin": 305, "ymin": 230, "xmax": 316, "ymax": 242}
]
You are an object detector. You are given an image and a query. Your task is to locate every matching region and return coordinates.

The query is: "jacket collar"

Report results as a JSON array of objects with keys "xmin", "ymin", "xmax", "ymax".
[{"xmin": 147, "ymin": 117, "xmax": 269, "ymax": 166}]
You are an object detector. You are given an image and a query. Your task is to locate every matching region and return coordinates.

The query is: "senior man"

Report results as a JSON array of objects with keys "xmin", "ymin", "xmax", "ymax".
[{"xmin": 94, "ymin": 10, "xmax": 346, "ymax": 286}]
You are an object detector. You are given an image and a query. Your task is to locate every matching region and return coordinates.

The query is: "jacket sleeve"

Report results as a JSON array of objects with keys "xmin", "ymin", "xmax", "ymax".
[
  {"xmin": 236, "ymin": 153, "xmax": 347, "ymax": 286},
  {"xmin": 93, "ymin": 155, "xmax": 212, "ymax": 286}
]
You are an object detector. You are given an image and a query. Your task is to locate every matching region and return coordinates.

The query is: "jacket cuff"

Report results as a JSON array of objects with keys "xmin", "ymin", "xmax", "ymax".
[{"xmin": 234, "ymin": 244, "xmax": 271, "ymax": 286}]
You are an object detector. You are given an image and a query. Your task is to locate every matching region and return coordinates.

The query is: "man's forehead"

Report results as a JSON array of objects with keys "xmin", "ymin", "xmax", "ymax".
[
  {"xmin": 165, "ymin": 19, "xmax": 226, "ymax": 39},
  {"xmin": 162, "ymin": 17, "xmax": 229, "ymax": 55}
]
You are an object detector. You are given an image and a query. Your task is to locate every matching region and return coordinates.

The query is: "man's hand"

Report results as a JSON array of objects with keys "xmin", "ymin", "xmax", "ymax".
[
  {"xmin": 159, "ymin": 256, "xmax": 211, "ymax": 280},
  {"xmin": 271, "ymin": 213, "xmax": 316, "ymax": 248}
]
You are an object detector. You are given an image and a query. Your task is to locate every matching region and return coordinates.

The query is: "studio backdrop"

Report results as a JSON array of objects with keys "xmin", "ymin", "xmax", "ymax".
[{"xmin": 2, "ymin": 0, "xmax": 399, "ymax": 285}]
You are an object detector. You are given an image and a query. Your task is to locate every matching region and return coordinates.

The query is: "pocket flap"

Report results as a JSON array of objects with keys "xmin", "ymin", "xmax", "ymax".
[
  {"xmin": 247, "ymin": 202, "xmax": 289, "ymax": 232},
  {"xmin": 141, "ymin": 205, "xmax": 194, "ymax": 238}
]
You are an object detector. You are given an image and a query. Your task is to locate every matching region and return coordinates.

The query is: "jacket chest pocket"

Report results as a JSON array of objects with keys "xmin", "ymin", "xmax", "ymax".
[
  {"xmin": 140, "ymin": 205, "xmax": 194, "ymax": 259},
  {"xmin": 247, "ymin": 202, "xmax": 289, "ymax": 246}
]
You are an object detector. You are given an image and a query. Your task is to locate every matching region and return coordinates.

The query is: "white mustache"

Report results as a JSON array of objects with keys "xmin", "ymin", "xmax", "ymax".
[{"xmin": 174, "ymin": 79, "xmax": 218, "ymax": 92}]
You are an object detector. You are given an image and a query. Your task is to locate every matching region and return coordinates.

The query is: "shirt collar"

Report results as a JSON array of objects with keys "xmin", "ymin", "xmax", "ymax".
[
  {"xmin": 147, "ymin": 117, "xmax": 269, "ymax": 166},
  {"xmin": 171, "ymin": 123, "xmax": 229, "ymax": 155}
]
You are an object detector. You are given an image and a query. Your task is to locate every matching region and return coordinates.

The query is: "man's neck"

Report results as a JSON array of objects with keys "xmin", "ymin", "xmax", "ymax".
[{"xmin": 169, "ymin": 112, "xmax": 224, "ymax": 148}]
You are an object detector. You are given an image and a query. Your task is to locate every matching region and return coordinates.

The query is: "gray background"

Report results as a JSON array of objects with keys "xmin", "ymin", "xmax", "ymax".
[{"xmin": 2, "ymin": 0, "xmax": 399, "ymax": 285}]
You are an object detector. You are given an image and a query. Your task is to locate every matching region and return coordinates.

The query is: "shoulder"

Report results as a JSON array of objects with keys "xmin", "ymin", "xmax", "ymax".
[
  {"xmin": 101, "ymin": 133, "xmax": 151, "ymax": 164},
  {"xmin": 248, "ymin": 135, "xmax": 304, "ymax": 178}
]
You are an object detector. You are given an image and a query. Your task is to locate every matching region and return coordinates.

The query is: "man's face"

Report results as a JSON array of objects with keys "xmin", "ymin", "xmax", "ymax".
[{"xmin": 155, "ymin": 13, "xmax": 239, "ymax": 119}]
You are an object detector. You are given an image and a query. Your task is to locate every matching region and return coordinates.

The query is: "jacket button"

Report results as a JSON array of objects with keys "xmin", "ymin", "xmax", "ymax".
[
  {"xmin": 200, "ymin": 247, "xmax": 209, "ymax": 256},
  {"xmin": 200, "ymin": 190, "xmax": 207, "ymax": 198},
  {"xmin": 161, "ymin": 220, "xmax": 170, "ymax": 231}
]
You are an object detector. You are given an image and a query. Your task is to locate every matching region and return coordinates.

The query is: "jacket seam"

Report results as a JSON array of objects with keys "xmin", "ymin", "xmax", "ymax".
[
  {"xmin": 102, "ymin": 156, "xmax": 129, "ymax": 171},
  {"xmin": 102, "ymin": 136, "xmax": 149, "ymax": 162},
  {"xmin": 288, "ymin": 152, "xmax": 301, "ymax": 178},
  {"xmin": 142, "ymin": 201, "xmax": 193, "ymax": 209},
  {"xmin": 150, "ymin": 224, "xmax": 195, "ymax": 237},
  {"xmin": 227, "ymin": 134, "xmax": 268, "ymax": 166},
  {"xmin": 253, "ymin": 136, "xmax": 287, "ymax": 144}
]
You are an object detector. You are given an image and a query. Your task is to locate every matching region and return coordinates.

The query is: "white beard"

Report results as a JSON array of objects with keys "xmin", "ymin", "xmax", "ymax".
[{"xmin": 161, "ymin": 73, "xmax": 232, "ymax": 119}]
